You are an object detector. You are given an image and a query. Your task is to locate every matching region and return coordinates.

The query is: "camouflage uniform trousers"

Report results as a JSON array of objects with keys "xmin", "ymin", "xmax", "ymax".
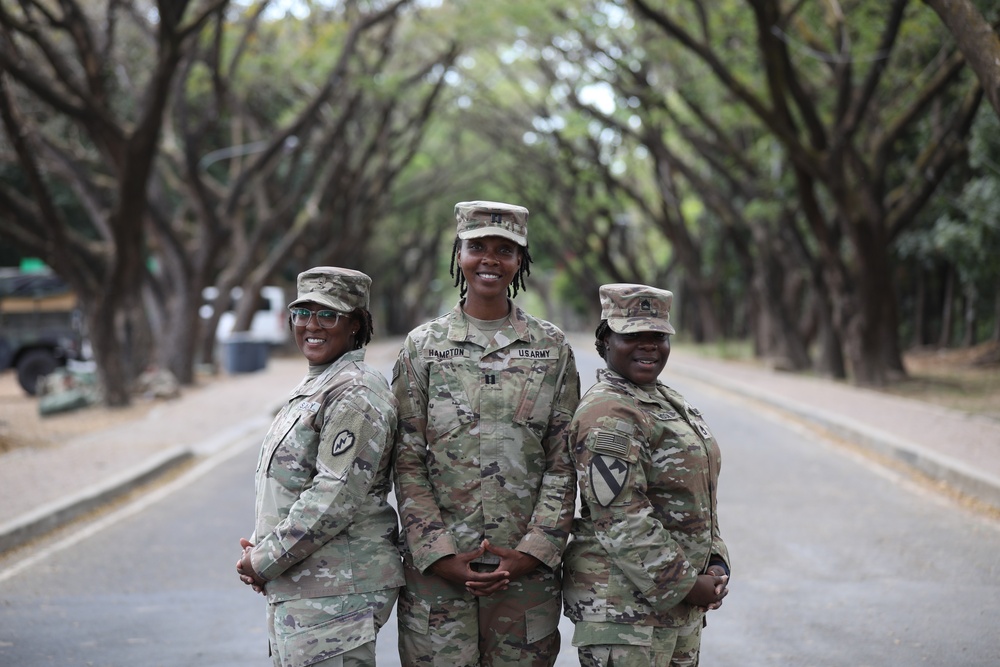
[
  {"xmin": 577, "ymin": 620, "xmax": 702, "ymax": 667},
  {"xmin": 267, "ymin": 589, "xmax": 399, "ymax": 667},
  {"xmin": 397, "ymin": 553, "xmax": 562, "ymax": 667}
]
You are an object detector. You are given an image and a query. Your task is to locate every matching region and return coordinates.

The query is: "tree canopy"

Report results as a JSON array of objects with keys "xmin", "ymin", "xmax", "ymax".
[{"xmin": 1, "ymin": 0, "xmax": 998, "ymax": 402}]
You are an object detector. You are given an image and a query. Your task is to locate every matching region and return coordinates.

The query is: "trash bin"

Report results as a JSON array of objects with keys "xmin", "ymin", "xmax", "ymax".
[{"xmin": 222, "ymin": 333, "xmax": 269, "ymax": 374}]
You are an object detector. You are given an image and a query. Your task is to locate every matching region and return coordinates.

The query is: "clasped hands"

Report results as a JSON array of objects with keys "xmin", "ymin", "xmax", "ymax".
[
  {"xmin": 430, "ymin": 539, "xmax": 541, "ymax": 597},
  {"xmin": 235, "ymin": 537, "xmax": 267, "ymax": 595},
  {"xmin": 685, "ymin": 565, "xmax": 729, "ymax": 612}
]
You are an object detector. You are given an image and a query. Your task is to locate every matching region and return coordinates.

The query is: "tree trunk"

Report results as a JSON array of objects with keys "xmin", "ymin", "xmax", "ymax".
[
  {"xmin": 962, "ymin": 284, "xmax": 977, "ymax": 347},
  {"xmin": 938, "ymin": 265, "xmax": 956, "ymax": 347},
  {"xmin": 993, "ymin": 289, "xmax": 1000, "ymax": 343},
  {"xmin": 912, "ymin": 268, "xmax": 929, "ymax": 347},
  {"xmin": 89, "ymin": 297, "xmax": 135, "ymax": 406},
  {"xmin": 814, "ymin": 297, "xmax": 846, "ymax": 379},
  {"xmin": 922, "ymin": 0, "xmax": 1000, "ymax": 119},
  {"xmin": 751, "ymin": 232, "xmax": 811, "ymax": 370},
  {"xmin": 154, "ymin": 281, "xmax": 203, "ymax": 385}
]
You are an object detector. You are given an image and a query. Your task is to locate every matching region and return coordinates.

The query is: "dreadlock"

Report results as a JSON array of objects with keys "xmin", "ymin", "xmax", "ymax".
[
  {"xmin": 351, "ymin": 308, "xmax": 375, "ymax": 349},
  {"xmin": 449, "ymin": 237, "xmax": 533, "ymax": 299},
  {"xmin": 595, "ymin": 320, "xmax": 612, "ymax": 359}
]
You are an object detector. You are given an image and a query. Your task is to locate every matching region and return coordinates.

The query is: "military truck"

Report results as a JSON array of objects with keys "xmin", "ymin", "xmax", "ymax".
[{"xmin": 0, "ymin": 269, "xmax": 88, "ymax": 395}]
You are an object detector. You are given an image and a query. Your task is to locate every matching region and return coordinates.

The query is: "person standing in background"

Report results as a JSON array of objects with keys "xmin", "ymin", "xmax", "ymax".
[
  {"xmin": 236, "ymin": 267, "xmax": 403, "ymax": 667},
  {"xmin": 563, "ymin": 283, "xmax": 730, "ymax": 667},
  {"xmin": 392, "ymin": 200, "xmax": 580, "ymax": 666}
]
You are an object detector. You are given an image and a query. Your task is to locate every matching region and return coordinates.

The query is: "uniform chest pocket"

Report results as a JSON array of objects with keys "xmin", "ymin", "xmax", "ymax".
[
  {"xmin": 263, "ymin": 412, "xmax": 315, "ymax": 492},
  {"xmin": 257, "ymin": 408, "xmax": 302, "ymax": 473},
  {"xmin": 512, "ymin": 359, "xmax": 558, "ymax": 437},
  {"xmin": 425, "ymin": 358, "xmax": 476, "ymax": 441}
]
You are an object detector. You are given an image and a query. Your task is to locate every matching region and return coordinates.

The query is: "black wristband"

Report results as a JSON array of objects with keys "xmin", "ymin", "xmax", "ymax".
[{"xmin": 708, "ymin": 560, "xmax": 729, "ymax": 577}]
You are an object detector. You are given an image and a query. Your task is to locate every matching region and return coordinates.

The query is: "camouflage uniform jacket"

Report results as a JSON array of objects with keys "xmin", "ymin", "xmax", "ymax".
[
  {"xmin": 250, "ymin": 348, "xmax": 404, "ymax": 603},
  {"xmin": 563, "ymin": 368, "xmax": 729, "ymax": 635},
  {"xmin": 392, "ymin": 300, "xmax": 581, "ymax": 574}
]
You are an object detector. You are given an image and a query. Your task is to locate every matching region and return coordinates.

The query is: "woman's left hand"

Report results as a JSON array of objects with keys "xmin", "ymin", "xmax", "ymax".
[{"xmin": 236, "ymin": 537, "xmax": 267, "ymax": 594}]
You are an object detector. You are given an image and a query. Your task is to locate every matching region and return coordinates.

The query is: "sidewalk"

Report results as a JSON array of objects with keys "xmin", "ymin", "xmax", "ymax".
[
  {"xmin": 1, "ymin": 338, "xmax": 998, "ymax": 555},
  {"xmin": 0, "ymin": 339, "xmax": 401, "ymax": 554},
  {"xmin": 667, "ymin": 349, "xmax": 1000, "ymax": 514}
]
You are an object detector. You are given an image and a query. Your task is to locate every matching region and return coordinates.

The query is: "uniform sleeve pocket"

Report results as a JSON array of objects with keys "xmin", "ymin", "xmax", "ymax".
[
  {"xmin": 524, "ymin": 595, "xmax": 561, "ymax": 644},
  {"xmin": 281, "ymin": 606, "xmax": 375, "ymax": 667},
  {"xmin": 397, "ymin": 587, "xmax": 431, "ymax": 635}
]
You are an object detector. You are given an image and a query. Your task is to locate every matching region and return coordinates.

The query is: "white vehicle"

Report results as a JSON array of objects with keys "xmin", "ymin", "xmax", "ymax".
[{"xmin": 200, "ymin": 285, "xmax": 289, "ymax": 346}]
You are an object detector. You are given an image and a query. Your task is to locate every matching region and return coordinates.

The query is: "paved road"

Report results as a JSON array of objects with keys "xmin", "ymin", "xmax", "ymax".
[{"xmin": 1, "ymin": 347, "xmax": 998, "ymax": 665}]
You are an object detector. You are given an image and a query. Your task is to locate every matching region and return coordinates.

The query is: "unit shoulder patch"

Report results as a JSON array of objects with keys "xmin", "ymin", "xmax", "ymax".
[
  {"xmin": 591, "ymin": 454, "xmax": 630, "ymax": 507},
  {"xmin": 331, "ymin": 429, "xmax": 356, "ymax": 456}
]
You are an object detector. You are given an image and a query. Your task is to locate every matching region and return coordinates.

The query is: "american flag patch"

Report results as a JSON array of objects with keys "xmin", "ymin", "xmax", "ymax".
[{"xmin": 593, "ymin": 431, "xmax": 630, "ymax": 457}]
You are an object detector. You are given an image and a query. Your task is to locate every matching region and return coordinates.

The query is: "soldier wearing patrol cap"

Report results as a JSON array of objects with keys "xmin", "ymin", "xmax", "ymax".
[
  {"xmin": 236, "ymin": 267, "xmax": 403, "ymax": 667},
  {"xmin": 563, "ymin": 283, "xmax": 730, "ymax": 667},
  {"xmin": 392, "ymin": 201, "xmax": 581, "ymax": 666}
]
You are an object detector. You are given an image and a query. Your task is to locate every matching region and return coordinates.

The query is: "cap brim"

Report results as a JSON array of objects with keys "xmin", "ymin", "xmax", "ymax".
[
  {"xmin": 458, "ymin": 226, "xmax": 527, "ymax": 246},
  {"xmin": 607, "ymin": 317, "xmax": 675, "ymax": 335},
  {"xmin": 288, "ymin": 293, "xmax": 353, "ymax": 312}
]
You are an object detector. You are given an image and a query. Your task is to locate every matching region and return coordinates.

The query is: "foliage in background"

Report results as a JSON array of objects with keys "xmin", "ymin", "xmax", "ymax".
[{"xmin": 1, "ymin": 0, "xmax": 998, "ymax": 402}]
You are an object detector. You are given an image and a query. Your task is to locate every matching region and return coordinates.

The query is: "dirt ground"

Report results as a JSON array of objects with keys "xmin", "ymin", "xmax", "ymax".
[
  {"xmin": 1, "ymin": 341, "xmax": 998, "ymax": 455},
  {"xmin": 886, "ymin": 340, "xmax": 1000, "ymax": 418},
  {"xmin": 0, "ymin": 371, "xmax": 198, "ymax": 455}
]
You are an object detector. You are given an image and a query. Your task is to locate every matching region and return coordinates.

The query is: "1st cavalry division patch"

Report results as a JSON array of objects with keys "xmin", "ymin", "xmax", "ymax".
[{"xmin": 591, "ymin": 455, "xmax": 629, "ymax": 507}]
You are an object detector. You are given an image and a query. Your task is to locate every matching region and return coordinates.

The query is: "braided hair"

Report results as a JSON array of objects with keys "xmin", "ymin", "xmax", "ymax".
[
  {"xmin": 595, "ymin": 320, "xmax": 612, "ymax": 359},
  {"xmin": 449, "ymin": 237, "xmax": 532, "ymax": 299},
  {"xmin": 350, "ymin": 308, "xmax": 374, "ymax": 349}
]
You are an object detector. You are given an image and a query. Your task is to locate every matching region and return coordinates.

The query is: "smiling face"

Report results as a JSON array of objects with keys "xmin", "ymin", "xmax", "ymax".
[
  {"xmin": 291, "ymin": 303, "xmax": 359, "ymax": 366},
  {"xmin": 604, "ymin": 330, "xmax": 671, "ymax": 385},
  {"xmin": 457, "ymin": 235, "xmax": 522, "ymax": 309}
]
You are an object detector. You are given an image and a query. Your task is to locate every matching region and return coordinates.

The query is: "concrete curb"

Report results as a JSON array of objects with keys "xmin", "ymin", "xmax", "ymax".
[
  {"xmin": 0, "ymin": 402, "xmax": 283, "ymax": 557},
  {"xmin": 669, "ymin": 360, "xmax": 1000, "ymax": 513},
  {"xmin": 0, "ymin": 446, "xmax": 194, "ymax": 555}
]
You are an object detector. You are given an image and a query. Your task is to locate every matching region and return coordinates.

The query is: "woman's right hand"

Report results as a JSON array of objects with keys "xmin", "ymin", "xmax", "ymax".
[
  {"xmin": 684, "ymin": 573, "xmax": 729, "ymax": 609},
  {"xmin": 429, "ymin": 541, "xmax": 511, "ymax": 597}
]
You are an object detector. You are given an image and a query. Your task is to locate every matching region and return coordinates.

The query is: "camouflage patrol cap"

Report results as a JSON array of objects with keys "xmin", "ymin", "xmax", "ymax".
[
  {"xmin": 600, "ymin": 283, "xmax": 676, "ymax": 335},
  {"xmin": 455, "ymin": 200, "xmax": 528, "ymax": 247},
  {"xmin": 289, "ymin": 266, "xmax": 371, "ymax": 312}
]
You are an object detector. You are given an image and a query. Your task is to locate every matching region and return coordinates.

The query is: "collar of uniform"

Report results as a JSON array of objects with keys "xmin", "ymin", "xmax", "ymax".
[
  {"xmin": 290, "ymin": 347, "xmax": 366, "ymax": 396},
  {"xmin": 597, "ymin": 367, "xmax": 665, "ymax": 405},
  {"xmin": 447, "ymin": 298, "xmax": 531, "ymax": 344}
]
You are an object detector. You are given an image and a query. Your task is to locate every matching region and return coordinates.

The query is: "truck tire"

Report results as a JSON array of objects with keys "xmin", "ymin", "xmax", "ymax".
[{"xmin": 16, "ymin": 349, "xmax": 59, "ymax": 396}]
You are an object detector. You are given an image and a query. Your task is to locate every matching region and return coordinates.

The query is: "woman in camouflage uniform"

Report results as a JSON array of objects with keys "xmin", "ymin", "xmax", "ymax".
[
  {"xmin": 236, "ymin": 267, "xmax": 403, "ymax": 667},
  {"xmin": 563, "ymin": 283, "xmax": 730, "ymax": 667},
  {"xmin": 392, "ymin": 201, "xmax": 580, "ymax": 666}
]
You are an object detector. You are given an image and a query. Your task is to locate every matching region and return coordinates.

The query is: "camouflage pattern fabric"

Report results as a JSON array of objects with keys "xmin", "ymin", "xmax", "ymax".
[
  {"xmin": 392, "ymin": 299, "xmax": 581, "ymax": 664},
  {"xmin": 249, "ymin": 348, "xmax": 403, "ymax": 660},
  {"xmin": 576, "ymin": 621, "xmax": 702, "ymax": 667},
  {"xmin": 454, "ymin": 200, "xmax": 529, "ymax": 246},
  {"xmin": 563, "ymin": 368, "xmax": 728, "ymax": 644},
  {"xmin": 397, "ymin": 550, "xmax": 562, "ymax": 666},
  {"xmin": 599, "ymin": 283, "xmax": 675, "ymax": 335},
  {"xmin": 267, "ymin": 589, "xmax": 398, "ymax": 667},
  {"xmin": 290, "ymin": 266, "xmax": 371, "ymax": 312}
]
